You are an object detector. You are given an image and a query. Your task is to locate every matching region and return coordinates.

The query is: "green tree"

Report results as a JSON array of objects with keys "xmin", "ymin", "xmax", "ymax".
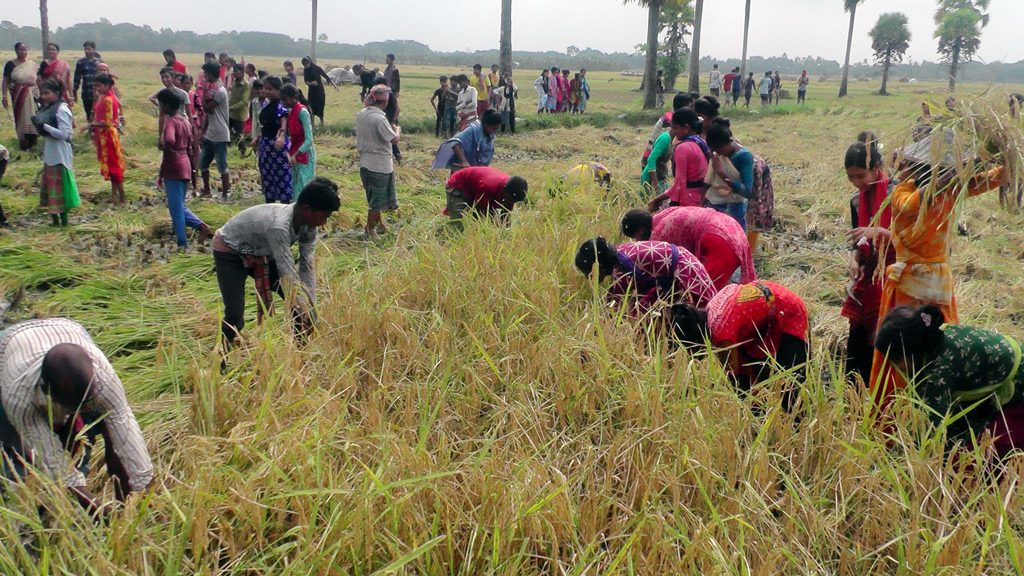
[
  {"xmin": 934, "ymin": 0, "xmax": 990, "ymax": 91},
  {"xmin": 500, "ymin": 0, "xmax": 512, "ymax": 76},
  {"xmin": 660, "ymin": 0, "xmax": 694, "ymax": 91},
  {"xmin": 686, "ymin": 0, "xmax": 704, "ymax": 93},
  {"xmin": 625, "ymin": 0, "xmax": 664, "ymax": 109},
  {"xmin": 869, "ymin": 12, "xmax": 911, "ymax": 95},
  {"xmin": 838, "ymin": 0, "xmax": 865, "ymax": 98}
]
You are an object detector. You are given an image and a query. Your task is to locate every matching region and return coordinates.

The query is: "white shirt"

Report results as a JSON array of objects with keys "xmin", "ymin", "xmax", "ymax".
[
  {"xmin": 456, "ymin": 86, "xmax": 478, "ymax": 116},
  {"xmin": 0, "ymin": 319, "xmax": 153, "ymax": 492},
  {"xmin": 709, "ymin": 70, "xmax": 722, "ymax": 90},
  {"xmin": 355, "ymin": 106, "xmax": 397, "ymax": 174},
  {"xmin": 41, "ymin": 103, "xmax": 74, "ymax": 169}
]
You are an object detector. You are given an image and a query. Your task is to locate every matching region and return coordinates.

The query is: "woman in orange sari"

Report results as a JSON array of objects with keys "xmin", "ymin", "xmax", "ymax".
[
  {"xmin": 2, "ymin": 42, "xmax": 40, "ymax": 149},
  {"xmin": 37, "ymin": 43, "xmax": 72, "ymax": 104},
  {"xmin": 84, "ymin": 73, "xmax": 126, "ymax": 204},
  {"xmin": 869, "ymin": 130, "xmax": 1006, "ymax": 409}
]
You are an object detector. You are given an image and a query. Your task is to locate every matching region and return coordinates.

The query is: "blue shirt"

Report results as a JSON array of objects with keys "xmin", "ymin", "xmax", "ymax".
[{"xmin": 453, "ymin": 122, "xmax": 495, "ymax": 167}]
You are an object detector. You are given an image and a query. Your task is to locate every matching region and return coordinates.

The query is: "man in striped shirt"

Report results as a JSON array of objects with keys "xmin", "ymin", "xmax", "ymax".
[{"xmin": 0, "ymin": 318, "xmax": 153, "ymax": 517}]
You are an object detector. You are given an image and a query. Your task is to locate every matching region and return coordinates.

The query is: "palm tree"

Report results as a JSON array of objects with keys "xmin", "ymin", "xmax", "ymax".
[
  {"xmin": 310, "ymin": 0, "xmax": 318, "ymax": 62},
  {"xmin": 39, "ymin": 0, "xmax": 49, "ymax": 52},
  {"xmin": 686, "ymin": 0, "xmax": 704, "ymax": 93},
  {"xmin": 660, "ymin": 1, "xmax": 695, "ymax": 92},
  {"xmin": 838, "ymin": 0, "xmax": 865, "ymax": 98},
  {"xmin": 625, "ymin": 0, "xmax": 664, "ymax": 109},
  {"xmin": 869, "ymin": 13, "xmax": 911, "ymax": 96},
  {"xmin": 740, "ymin": 0, "xmax": 751, "ymax": 79},
  {"xmin": 934, "ymin": 0, "xmax": 990, "ymax": 92},
  {"xmin": 500, "ymin": 0, "xmax": 512, "ymax": 76}
]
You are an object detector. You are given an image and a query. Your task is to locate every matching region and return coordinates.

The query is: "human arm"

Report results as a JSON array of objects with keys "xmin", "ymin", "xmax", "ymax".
[
  {"xmin": 148, "ymin": 90, "xmax": 161, "ymax": 107},
  {"xmin": 274, "ymin": 113, "xmax": 287, "ymax": 150},
  {"xmin": 642, "ymin": 133, "xmax": 670, "ymax": 186},
  {"xmin": 430, "ymin": 89, "xmax": 439, "ymax": 112},
  {"xmin": 42, "ymin": 105, "xmax": 75, "ymax": 141},
  {"xmin": 72, "ymin": 61, "xmax": 81, "ymax": 101},
  {"xmin": 451, "ymin": 143, "xmax": 470, "ymax": 169},
  {"xmin": 320, "ymin": 66, "xmax": 337, "ymax": 89},
  {"xmin": 229, "ymin": 85, "xmax": 249, "ymax": 118},
  {"xmin": 268, "ymin": 228, "xmax": 314, "ymax": 313},
  {"xmin": 714, "ymin": 150, "xmax": 753, "ymax": 197},
  {"xmin": 647, "ymin": 117, "xmax": 668, "ymax": 148}
]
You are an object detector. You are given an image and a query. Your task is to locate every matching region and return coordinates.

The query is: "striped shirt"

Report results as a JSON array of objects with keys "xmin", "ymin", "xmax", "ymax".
[{"xmin": 0, "ymin": 319, "xmax": 153, "ymax": 492}]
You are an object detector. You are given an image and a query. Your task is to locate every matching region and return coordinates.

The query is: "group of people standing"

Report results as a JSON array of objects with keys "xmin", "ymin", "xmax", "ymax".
[
  {"xmin": 533, "ymin": 67, "xmax": 590, "ymax": 115},
  {"xmin": 706, "ymin": 64, "xmax": 807, "ymax": 108}
]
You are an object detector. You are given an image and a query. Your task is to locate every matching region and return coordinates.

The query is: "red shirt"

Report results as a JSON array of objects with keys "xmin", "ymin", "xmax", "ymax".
[
  {"xmin": 171, "ymin": 60, "xmax": 187, "ymax": 74},
  {"xmin": 445, "ymin": 167, "xmax": 512, "ymax": 213},
  {"xmin": 723, "ymin": 72, "xmax": 738, "ymax": 91}
]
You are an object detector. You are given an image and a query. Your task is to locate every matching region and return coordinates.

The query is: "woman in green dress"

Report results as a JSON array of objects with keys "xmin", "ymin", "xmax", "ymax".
[
  {"xmin": 875, "ymin": 305, "xmax": 1024, "ymax": 457},
  {"xmin": 280, "ymin": 84, "xmax": 316, "ymax": 194}
]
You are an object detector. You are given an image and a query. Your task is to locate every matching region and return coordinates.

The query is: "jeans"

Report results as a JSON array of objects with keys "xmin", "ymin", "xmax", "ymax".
[
  {"xmin": 443, "ymin": 107, "xmax": 457, "ymax": 136},
  {"xmin": 710, "ymin": 201, "xmax": 747, "ymax": 231},
  {"xmin": 199, "ymin": 139, "xmax": 229, "ymax": 174},
  {"xmin": 165, "ymin": 179, "xmax": 204, "ymax": 247}
]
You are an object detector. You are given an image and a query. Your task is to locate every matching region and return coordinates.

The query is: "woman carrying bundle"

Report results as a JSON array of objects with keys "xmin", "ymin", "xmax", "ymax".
[
  {"xmin": 574, "ymin": 236, "xmax": 717, "ymax": 315},
  {"xmin": 876, "ymin": 305, "xmax": 1024, "ymax": 458},
  {"xmin": 621, "ymin": 206, "xmax": 755, "ymax": 291},
  {"xmin": 842, "ymin": 131, "xmax": 895, "ymax": 385},
  {"xmin": 704, "ymin": 118, "xmax": 753, "ymax": 231},
  {"xmin": 869, "ymin": 130, "xmax": 1006, "ymax": 408},
  {"xmin": 646, "ymin": 109, "xmax": 710, "ymax": 211}
]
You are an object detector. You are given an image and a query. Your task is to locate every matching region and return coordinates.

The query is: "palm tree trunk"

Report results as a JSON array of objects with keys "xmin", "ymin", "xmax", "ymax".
[
  {"xmin": 310, "ymin": 0, "xmax": 318, "ymax": 63},
  {"xmin": 687, "ymin": 0, "xmax": 704, "ymax": 94},
  {"xmin": 948, "ymin": 39, "xmax": 960, "ymax": 92},
  {"xmin": 838, "ymin": 4, "xmax": 856, "ymax": 98},
  {"xmin": 643, "ymin": 0, "xmax": 662, "ymax": 109},
  {"xmin": 500, "ymin": 0, "xmax": 513, "ymax": 76},
  {"xmin": 39, "ymin": 0, "xmax": 50, "ymax": 52},
  {"xmin": 740, "ymin": 0, "xmax": 751, "ymax": 79},
  {"xmin": 880, "ymin": 50, "xmax": 890, "ymax": 95}
]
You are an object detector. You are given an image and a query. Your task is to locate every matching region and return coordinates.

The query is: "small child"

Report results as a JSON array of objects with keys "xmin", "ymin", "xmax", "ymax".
[
  {"xmin": 83, "ymin": 73, "xmax": 126, "ymax": 204},
  {"xmin": 35, "ymin": 78, "xmax": 81, "ymax": 226},
  {"xmin": 248, "ymin": 79, "xmax": 267, "ymax": 156},
  {"xmin": 283, "ymin": 60, "xmax": 297, "ymax": 86}
]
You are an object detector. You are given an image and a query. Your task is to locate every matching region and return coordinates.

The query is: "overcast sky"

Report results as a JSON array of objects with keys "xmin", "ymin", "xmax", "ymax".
[{"xmin": 4, "ymin": 0, "xmax": 1022, "ymax": 64}]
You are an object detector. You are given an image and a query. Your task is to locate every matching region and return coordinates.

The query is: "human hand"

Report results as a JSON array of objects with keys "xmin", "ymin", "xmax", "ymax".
[
  {"xmin": 274, "ymin": 136, "xmax": 284, "ymax": 151},
  {"xmin": 849, "ymin": 261, "xmax": 862, "ymax": 282},
  {"xmin": 846, "ymin": 227, "xmax": 876, "ymax": 244},
  {"xmin": 288, "ymin": 154, "xmax": 296, "ymax": 166}
]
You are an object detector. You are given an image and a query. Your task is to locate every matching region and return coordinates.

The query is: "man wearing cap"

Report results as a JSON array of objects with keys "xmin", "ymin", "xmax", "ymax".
[{"xmin": 0, "ymin": 318, "xmax": 154, "ymax": 518}]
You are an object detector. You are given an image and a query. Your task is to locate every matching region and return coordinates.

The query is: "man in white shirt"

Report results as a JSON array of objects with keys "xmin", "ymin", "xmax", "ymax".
[
  {"xmin": 708, "ymin": 64, "xmax": 722, "ymax": 97},
  {"xmin": 454, "ymin": 74, "xmax": 478, "ymax": 130},
  {"xmin": 0, "ymin": 318, "xmax": 154, "ymax": 518},
  {"xmin": 356, "ymin": 85, "xmax": 401, "ymax": 239}
]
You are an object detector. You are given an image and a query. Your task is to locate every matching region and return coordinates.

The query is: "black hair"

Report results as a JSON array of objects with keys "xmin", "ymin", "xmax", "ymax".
[
  {"xmin": 14, "ymin": 42, "xmax": 26, "ymax": 51},
  {"xmin": 620, "ymin": 209, "xmax": 653, "ymax": 240},
  {"xmin": 163, "ymin": 49, "xmax": 176, "ymax": 58},
  {"xmin": 252, "ymin": 79, "xmax": 264, "ymax": 90},
  {"xmin": 481, "ymin": 109, "xmax": 503, "ymax": 126},
  {"xmin": 845, "ymin": 130, "xmax": 882, "ymax": 171},
  {"xmin": 280, "ymin": 84, "xmax": 299, "ymax": 99},
  {"xmin": 689, "ymin": 91, "xmax": 701, "ymax": 100},
  {"xmin": 245, "ymin": 63, "xmax": 256, "ymax": 72},
  {"xmin": 373, "ymin": 76, "xmax": 387, "ymax": 86},
  {"xmin": 264, "ymin": 75, "xmax": 283, "ymax": 90},
  {"xmin": 219, "ymin": 53, "xmax": 229, "ymax": 60},
  {"xmin": 693, "ymin": 97, "xmax": 720, "ymax": 120},
  {"xmin": 875, "ymin": 305, "xmax": 946, "ymax": 366},
  {"xmin": 233, "ymin": 62, "xmax": 245, "ymax": 73},
  {"xmin": 671, "ymin": 107, "xmax": 702, "ymax": 134},
  {"xmin": 550, "ymin": 66, "xmax": 559, "ymax": 73},
  {"xmin": 504, "ymin": 176, "xmax": 528, "ymax": 202},
  {"xmin": 41, "ymin": 344, "xmax": 95, "ymax": 407},
  {"xmin": 439, "ymin": 75, "xmax": 448, "ymax": 82},
  {"xmin": 283, "ymin": 60, "xmax": 293, "ymax": 67},
  {"xmin": 473, "ymin": 63, "xmax": 483, "ymax": 71},
  {"xmin": 669, "ymin": 303, "xmax": 710, "ymax": 349},
  {"xmin": 93, "ymin": 73, "xmax": 115, "ymax": 86},
  {"xmin": 301, "ymin": 57, "xmax": 312, "ymax": 66},
  {"xmin": 201, "ymin": 61, "xmax": 221, "ymax": 79},
  {"xmin": 705, "ymin": 117, "xmax": 734, "ymax": 150},
  {"xmin": 204, "ymin": 51, "xmax": 216, "ymax": 59},
  {"xmin": 159, "ymin": 66, "xmax": 174, "ymax": 77},
  {"xmin": 574, "ymin": 237, "xmax": 618, "ymax": 275},
  {"xmin": 46, "ymin": 42, "xmax": 60, "ymax": 52},
  {"xmin": 562, "ymin": 69, "xmax": 570, "ymax": 75},
  {"xmin": 180, "ymin": 74, "xmax": 193, "ymax": 85},
  {"xmin": 83, "ymin": 40, "xmax": 96, "ymax": 49},
  {"xmin": 39, "ymin": 78, "xmax": 63, "ymax": 99},
  {"xmin": 296, "ymin": 177, "xmax": 341, "ymax": 212},
  {"xmin": 156, "ymin": 87, "xmax": 183, "ymax": 112},
  {"xmin": 386, "ymin": 53, "xmax": 396, "ymax": 60},
  {"xmin": 672, "ymin": 92, "xmax": 693, "ymax": 110},
  {"xmin": 258, "ymin": 70, "xmax": 268, "ymax": 79}
]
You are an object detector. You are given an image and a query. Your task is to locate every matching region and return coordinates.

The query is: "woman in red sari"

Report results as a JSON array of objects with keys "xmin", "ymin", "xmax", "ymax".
[
  {"xmin": 37, "ymin": 43, "xmax": 72, "ymax": 104},
  {"xmin": 841, "ymin": 131, "xmax": 895, "ymax": 385},
  {"xmin": 2, "ymin": 42, "xmax": 40, "ymax": 149},
  {"xmin": 85, "ymin": 73, "xmax": 126, "ymax": 204}
]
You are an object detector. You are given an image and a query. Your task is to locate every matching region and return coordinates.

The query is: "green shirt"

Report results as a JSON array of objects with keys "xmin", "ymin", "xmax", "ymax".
[{"xmin": 641, "ymin": 131, "xmax": 671, "ymax": 185}]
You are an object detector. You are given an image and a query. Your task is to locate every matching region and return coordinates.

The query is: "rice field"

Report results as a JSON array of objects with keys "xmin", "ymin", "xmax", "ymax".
[{"xmin": 3, "ymin": 51, "xmax": 1024, "ymax": 573}]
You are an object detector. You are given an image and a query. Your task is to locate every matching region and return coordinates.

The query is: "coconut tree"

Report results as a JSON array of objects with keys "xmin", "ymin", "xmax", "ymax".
[
  {"xmin": 740, "ymin": 0, "xmax": 751, "ymax": 79},
  {"xmin": 310, "ymin": 0, "xmax": 318, "ymax": 62},
  {"xmin": 869, "ymin": 13, "xmax": 911, "ymax": 96},
  {"xmin": 934, "ymin": 0, "xmax": 990, "ymax": 92},
  {"xmin": 625, "ymin": 0, "xmax": 664, "ymax": 109},
  {"xmin": 500, "ymin": 0, "xmax": 512, "ymax": 76},
  {"xmin": 660, "ymin": 0, "xmax": 695, "ymax": 92},
  {"xmin": 838, "ymin": 0, "xmax": 865, "ymax": 98},
  {"xmin": 39, "ymin": 0, "xmax": 49, "ymax": 52},
  {"xmin": 686, "ymin": 0, "xmax": 704, "ymax": 93}
]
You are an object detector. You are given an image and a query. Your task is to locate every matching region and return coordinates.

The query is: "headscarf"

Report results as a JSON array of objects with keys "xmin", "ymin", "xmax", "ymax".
[{"xmin": 363, "ymin": 85, "xmax": 390, "ymax": 107}]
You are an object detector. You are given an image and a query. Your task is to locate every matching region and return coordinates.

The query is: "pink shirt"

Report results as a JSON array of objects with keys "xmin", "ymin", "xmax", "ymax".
[
  {"xmin": 665, "ymin": 140, "xmax": 708, "ymax": 207},
  {"xmin": 161, "ymin": 115, "xmax": 193, "ymax": 181},
  {"xmin": 650, "ymin": 206, "xmax": 756, "ymax": 284}
]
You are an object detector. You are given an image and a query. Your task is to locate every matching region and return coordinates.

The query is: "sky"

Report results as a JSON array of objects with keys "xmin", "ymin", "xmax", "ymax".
[{"xmin": 3, "ymin": 0, "xmax": 1023, "ymax": 65}]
